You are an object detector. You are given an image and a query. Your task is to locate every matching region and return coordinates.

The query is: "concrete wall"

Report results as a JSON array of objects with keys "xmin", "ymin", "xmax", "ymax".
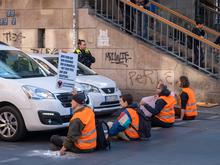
[
  {"xmin": 0, "ymin": 0, "xmax": 75, "ymax": 53},
  {"xmin": 78, "ymin": 8, "xmax": 220, "ymax": 103}
]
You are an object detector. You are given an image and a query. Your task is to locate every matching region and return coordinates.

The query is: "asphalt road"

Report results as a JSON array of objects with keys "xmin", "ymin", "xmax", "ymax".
[{"xmin": 0, "ymin": 108, "xmax": 220, "ymax": 165}]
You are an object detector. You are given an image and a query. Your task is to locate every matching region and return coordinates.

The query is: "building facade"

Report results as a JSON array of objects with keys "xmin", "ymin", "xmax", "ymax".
[{"xmin": 0, "ymin": 0, "xmax": 75, "ymax": 54}]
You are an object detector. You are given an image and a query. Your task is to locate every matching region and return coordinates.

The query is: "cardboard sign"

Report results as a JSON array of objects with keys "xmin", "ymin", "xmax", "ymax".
[{"xmin": 57, "ymin": 52, "xmax": 78, "ymax": 89}]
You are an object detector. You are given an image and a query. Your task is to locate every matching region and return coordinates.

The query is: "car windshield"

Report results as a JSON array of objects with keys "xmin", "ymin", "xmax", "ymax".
[
  {"xmin": 0, "ymin": 50, "xmax": 48, "ymax": 79},
  {"xmin": 44, "ymin": 56, "xmax": 97, "ymax": 76}
]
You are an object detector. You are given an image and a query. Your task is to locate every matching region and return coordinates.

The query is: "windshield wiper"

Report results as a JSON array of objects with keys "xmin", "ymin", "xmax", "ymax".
[{"xmin": 21, "ymin": 74, "xmax": 45, "ymax": 78}]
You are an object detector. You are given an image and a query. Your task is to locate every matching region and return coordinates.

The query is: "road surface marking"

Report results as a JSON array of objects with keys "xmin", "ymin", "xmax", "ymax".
[
  {"xmin": 26, "ymin": 150, "xmax": 80, "ymax": 159},
  {"xmin": 0, "ymin": 158, "xmax": 20, "ymax": 163},
  {"xmin": 206, "ymin": 115, "xmax": 219, "ymax": 120},
  {"xmin": 152, "ymin": 127, "xmax": 162, "ymax": 130}
]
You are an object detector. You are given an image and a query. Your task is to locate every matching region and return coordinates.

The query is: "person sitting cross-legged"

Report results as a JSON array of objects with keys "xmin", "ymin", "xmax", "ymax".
[
  {"xmin": 108, "ymin": 94, "xmax": 140, "ymax": 141},
  {"xmin": 50, "ymin": 91, "xmax": 97, "ymax": 155}
]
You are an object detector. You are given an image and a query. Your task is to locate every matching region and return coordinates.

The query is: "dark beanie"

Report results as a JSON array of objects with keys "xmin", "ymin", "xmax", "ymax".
[{"xmin": 71, "ymin": 92, "xmax": 86, "ymax": 104}]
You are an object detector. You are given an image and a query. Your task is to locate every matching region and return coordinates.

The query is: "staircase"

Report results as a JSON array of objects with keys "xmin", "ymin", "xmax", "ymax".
[
  {"xmin": 197, "ymin": 0, "xmax": 220, "ymax": 32},
  {"xmin": 92, "ymin": 0, "xmax": 220, "ymax": 78},
  {"xmin": 148, "ymin": 0, "xmax": 220, "ymax": 42}
]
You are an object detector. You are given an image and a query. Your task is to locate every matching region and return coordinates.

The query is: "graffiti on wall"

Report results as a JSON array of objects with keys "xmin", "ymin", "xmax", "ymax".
[
  {"xmin": 127, "ymin": 69, "xmax": 174, "ymax": 90},
  {"xmin": 105, "ymin": 51, "xmax": 132, "ymax": 67},
  {"xmin": 97, "ymin": 29, "xmax": 110, "ymax": 47},
  {"xmin": 3, "ymin": 32, "xmax": 26, "ymax": 43},
  {"xmin": 0, "ymin": 9, "xmax": 16, "ymax": 26},
  {"xmin": 30, "ymin": 48, "xmax": 59, "ymax": 54}
]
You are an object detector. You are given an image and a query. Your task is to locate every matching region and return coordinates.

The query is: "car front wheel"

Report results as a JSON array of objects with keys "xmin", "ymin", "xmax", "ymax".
[{"xmin": 0, "ymin": 106, "xmax": 26, "ymax": 141}]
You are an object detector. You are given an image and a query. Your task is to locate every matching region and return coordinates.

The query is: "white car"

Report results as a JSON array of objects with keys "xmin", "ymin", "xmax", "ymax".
[
  {"xmin": 30, "ymin": 54, "xmax": 122, "ymax": 114},
  {"xmin": 0, "ymin": 43, "xmax": 86, "ymax": 141}
]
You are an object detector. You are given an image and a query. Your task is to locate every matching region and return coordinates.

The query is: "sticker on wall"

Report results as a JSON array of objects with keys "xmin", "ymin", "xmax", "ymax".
[{"xmin": 97, "ymin": 29, "xmax": 110, "ymax": 47}]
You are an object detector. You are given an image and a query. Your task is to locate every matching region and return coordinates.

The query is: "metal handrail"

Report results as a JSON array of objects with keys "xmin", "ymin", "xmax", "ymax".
[
  {"xmin": 93, "ymin": 0, "xmax": 220, "ymax": 78},
  {"xmin": 200, "ymin": 2, "xmax": 220, "ymax": 14},
  {"xmin": 122, "ymin": 0, "xmax": 220, "ymax": 49},
  {"xmin": 200, "ymin": 1, "xmax": 220, "ymax": 11},
  {"xmin": 198, "ymin": 1, "xmax": 220, "ymax": 32},
  {"xmin": 149, "ymin": 0, "xmax": 220, "ymax": 40}
]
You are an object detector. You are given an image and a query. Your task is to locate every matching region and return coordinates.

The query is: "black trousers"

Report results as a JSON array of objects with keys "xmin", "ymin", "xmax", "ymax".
[
  {"xmin": 50, "ymin": 135, "xmax": 84, "ymax": 153},
  {"xmin": 175, "ymin": 108, "xmax": 196, "ymax": 120},
  {"xmin": 151, "ymin": 117, "xmax": 173, "ymax": 128},
  {"xmin": 194, "ymin": 45, "xmax": 204, "ymax": 66},
  {"xmin": 50, "ymin": 135, "xmax": 95, "ymax": 153}
]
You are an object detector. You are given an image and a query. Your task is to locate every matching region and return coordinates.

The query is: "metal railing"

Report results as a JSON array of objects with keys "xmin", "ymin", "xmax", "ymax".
[
  {"xmin": 199, "ymin": 1, "xmax": 220, "ymax": 32},
  {"xmin": 148, "ymin": 0, "xmax": 220, "ymax": 42},
  {"xmin": 91, "ymin": 0, "xmax": 220, "ymax": 78}
]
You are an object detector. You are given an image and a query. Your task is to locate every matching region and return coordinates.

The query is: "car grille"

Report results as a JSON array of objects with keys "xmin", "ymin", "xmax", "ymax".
[
  {"xmin": 101, "ymin": 88, "xmax": 115, "ymax": 94},
  {"xmin": 100, "ymin": 101, "xmax": 119, "ymax": 105},
  {"xmin": 56, "ymin": 93, "xmax": 72, "ymax": 108},
  {"xmin": 94, "ymin": 101, "xmax": 120, "ymax": 109}
]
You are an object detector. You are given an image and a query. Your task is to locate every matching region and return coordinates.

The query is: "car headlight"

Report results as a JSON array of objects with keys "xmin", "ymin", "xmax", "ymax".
[
  {"xmin": 80, "ymin": 83, "xmax": 100, "ymax": 93},
  {"xmin": 22, "ymin": 85, "xmax": 55, "ymax": 99},
  {"xmin": 115, "ymin": 87, "xmax": 120, "ymax": 92}
]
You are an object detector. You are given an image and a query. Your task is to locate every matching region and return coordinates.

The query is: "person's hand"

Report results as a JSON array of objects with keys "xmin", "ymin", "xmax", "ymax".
[
  {"xmin": 158, "ymin": 80, "xmax": 163, "ymax": 85},
  {"xmin": 72, "ymin": 88, "xmax": 77, "ymax": 95},
  {"xmin": 60, "ymin": 146, "xmax": 66, "ymax": 156},
  {"xmin": 140, "ymin": 99, "xmax": 145, "ymax": 105},
  {"xmin": 154, "ymin": 94, "xmax": 159, "ymax": 99}
]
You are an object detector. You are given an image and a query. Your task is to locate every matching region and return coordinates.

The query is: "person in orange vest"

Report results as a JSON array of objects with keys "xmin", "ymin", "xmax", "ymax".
[
  {"xmin": 143, "ymin": 84, "xmax": 176, "ymax": 128},
  {"xmin": 50, "ymin": 91, "xmax": 97, "ymax": 155},
  {"xmin": 108, "ymin": 94, "xmax": 140, "ymax": 141},
  {"xmin": 176, "ymin": 76, "xmax": 198, "ymax": 120}
]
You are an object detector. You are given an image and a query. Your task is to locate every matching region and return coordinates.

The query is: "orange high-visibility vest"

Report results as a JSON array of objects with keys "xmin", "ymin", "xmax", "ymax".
[
  {"xmin": 156, "ymin": 95, "xmax": 176, "ymax": 123},
  {"xmin": 182, "ymin": 88, "xmax": 198, "ymax": 117},
  {"xmin": 124, "ymin": 108, "xmax": 140, "ymax": 139},
  {"xmin": 70, "ymin": 107, "xmax": 97, "ymax": 150}
]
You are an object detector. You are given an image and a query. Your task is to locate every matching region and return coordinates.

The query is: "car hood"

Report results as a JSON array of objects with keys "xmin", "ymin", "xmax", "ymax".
[
  {"xmin": 14, "ymin": 76, "xmax": 82, "ymax": 94},
  {"xmin": 76, "ymin": 75, "xmax": 116, "ymax": 88}
]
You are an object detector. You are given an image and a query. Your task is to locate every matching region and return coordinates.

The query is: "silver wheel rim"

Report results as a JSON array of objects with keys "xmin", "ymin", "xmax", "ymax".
[{"xmin": 0, "ymin": 112, "xmax": 18, "ymax": 138}]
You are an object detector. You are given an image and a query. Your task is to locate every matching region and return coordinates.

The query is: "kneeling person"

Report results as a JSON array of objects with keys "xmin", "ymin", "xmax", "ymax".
[
  {"xmin": 108, "ymin": 94, "xmax": 140, "ymax": 141},
  {"xmin": 50, "ymin": 92, "xmax": 97, "ymax": 155}
]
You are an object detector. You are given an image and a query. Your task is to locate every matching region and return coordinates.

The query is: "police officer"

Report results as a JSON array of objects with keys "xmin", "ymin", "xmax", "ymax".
[{"xmin": 74, "ymin": 39, "xmax": 95, "ymax": 68}]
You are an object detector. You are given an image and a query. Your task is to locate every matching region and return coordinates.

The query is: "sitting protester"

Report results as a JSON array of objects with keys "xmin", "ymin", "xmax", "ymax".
[
  {"xmin": 143, "ymin": 84, "xmax": 176, "ymax": 128},
  {"xmin": 175, "ymin": 76, "xmax": 198, "ymax": 120},
  {"xmin": 50, "ymin": 91, "xmax": 97, "ymax": 155},
  {"xmin": 140, "ymin": 80, "xmax": 175, "ymax": 116},
  {"xmin": 108, "ymin": 94, "xmax": 140, "ymax": 141}
]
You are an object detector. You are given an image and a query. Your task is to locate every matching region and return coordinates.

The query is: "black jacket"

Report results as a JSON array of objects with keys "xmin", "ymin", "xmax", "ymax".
[
  {"xmin": 144, "ymin": 88, "xmax": 171, "ymax": 116},
  {"xmin": 192, "ymin": 27, "xmax": 205, "ymax": 46},
  {"xmin": 74, "ymin": 48, "xmax": 96, "ymax": 68}
]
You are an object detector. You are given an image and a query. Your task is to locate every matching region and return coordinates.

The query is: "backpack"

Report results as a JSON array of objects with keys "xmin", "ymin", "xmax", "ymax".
[
  {"xmin": 130, "ymin": 108, "xmax": 151, "ymax": 140},
  {"xmin": 95, "ymin": 120, "xmax": 111, "ymax": 150}
]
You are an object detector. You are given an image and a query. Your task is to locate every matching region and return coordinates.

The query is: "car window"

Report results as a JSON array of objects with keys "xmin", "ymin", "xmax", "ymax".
[
  {"xmin": 0, "ymin": 50, "xmax": 48, "ymax": 79},
  {"xmin": 44, "ymin": 57, "xmax": 97, "ymax": 76},
  {"xmin": 34, "ymin": 58, "xmax": 57, "ymax": 75},
  {"xmin": 44, "ymin": 57, "xmax": 59, "ymax": 68}
]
